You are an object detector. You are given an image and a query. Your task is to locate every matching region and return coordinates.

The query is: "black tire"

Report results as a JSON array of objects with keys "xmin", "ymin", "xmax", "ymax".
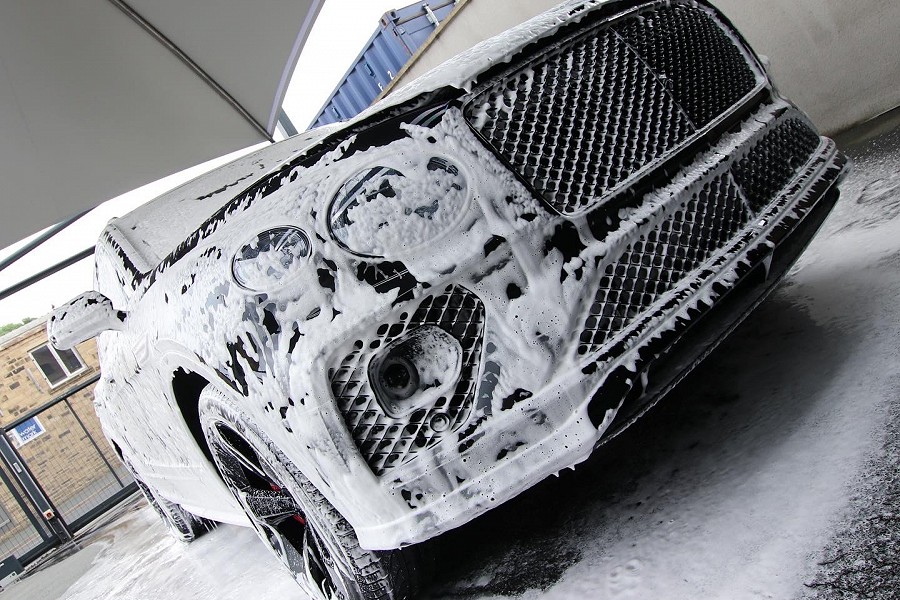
[
  {"xmin": 198, "ymin": 386, "xmax": 426, "ymax": 600},
  {"xmin": 128, "ymin": 462, "xmax": 217, "ymax": 542}
]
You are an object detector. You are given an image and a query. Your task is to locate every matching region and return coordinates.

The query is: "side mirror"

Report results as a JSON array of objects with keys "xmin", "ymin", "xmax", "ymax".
[{"xmin": 47, "ymin": 291, "xmax": 127, "ymax": 350}]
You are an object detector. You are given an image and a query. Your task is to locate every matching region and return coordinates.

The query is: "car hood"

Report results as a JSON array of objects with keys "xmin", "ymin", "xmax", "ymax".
[{"xmin": 99, "ymin": 0, "xmax": 628, "ymax": 298}]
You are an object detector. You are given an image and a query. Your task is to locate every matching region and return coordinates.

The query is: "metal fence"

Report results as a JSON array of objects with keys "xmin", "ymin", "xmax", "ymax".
[
  {"xmin": 0, "ymin": 373, "xmax": 135, "ymax": 567},
  {"xmin": 0, "ymin": 211, "xmax": 140, "ymax": 575}
]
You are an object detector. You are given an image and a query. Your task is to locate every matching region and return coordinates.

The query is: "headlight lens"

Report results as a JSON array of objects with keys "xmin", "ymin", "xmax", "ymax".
[
  {"xmin": 328, "ymin": 157, "xmax": 468, "ymax": 257},
  {"xmin": 232, "ymin": 227, "xmax": 311, "ymax": 291}
]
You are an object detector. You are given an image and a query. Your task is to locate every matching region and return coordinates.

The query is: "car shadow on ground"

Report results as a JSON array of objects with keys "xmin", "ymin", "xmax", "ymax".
[{"xmin": 420, "ymin": 261, "xmax": 869, "ymax": 598}]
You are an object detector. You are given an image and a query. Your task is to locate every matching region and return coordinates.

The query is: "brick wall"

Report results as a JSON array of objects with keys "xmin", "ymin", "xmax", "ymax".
[
  {"xmin": 1, "ymin": 321, "xmax": 99, "ymax": 423},
  {"xmin": 0, "ymin": 319, "xmax": 128, "ymax": 557}
]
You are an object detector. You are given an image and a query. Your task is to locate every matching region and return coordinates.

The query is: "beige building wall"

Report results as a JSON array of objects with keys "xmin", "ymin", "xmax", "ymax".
[
  {"xmin": 0, "ymin": 322, "xmax": 98, "ymax": 421},
  {"xmin": 0, "ymin": 319, "xmax": 123, "ymax": 554},
  {"xmin": 384, "ymin": 0, "xmax": 900, "ymax": 135}
]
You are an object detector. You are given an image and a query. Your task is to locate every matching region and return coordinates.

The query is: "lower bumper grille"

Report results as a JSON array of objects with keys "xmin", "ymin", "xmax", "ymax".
[
  {"xmin": 330, "ymin": 286, "xmax": 485, "ymax": 475},
  {"xmin": 732, "ymin": 118, "xmax": 822, "ymax": 214},
  {"xmin": 578, "ymin": 114, "xmax": 822, "ymax": 355},
  {"xmin": 578, "ymin": 173, "xmax": 748, "ymax": 356}
]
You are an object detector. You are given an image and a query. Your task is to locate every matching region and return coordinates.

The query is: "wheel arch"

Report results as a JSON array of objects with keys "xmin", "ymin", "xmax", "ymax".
[{"xmin": 170, "ymin": 367, "xmax": 214, "ymax": 462}]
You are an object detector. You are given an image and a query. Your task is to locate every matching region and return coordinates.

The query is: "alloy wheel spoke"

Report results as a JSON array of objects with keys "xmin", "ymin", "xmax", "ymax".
[
  {"xmin": 262, "ymin": 524, "xmax": 305, "ymax": 573},
  {"xmin": 211, "ymin": 423, "xmax": 353, "ymax": 599}
]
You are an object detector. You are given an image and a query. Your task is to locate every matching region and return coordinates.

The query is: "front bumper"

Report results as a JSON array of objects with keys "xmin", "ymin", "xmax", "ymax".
[{"xmin": 344, "ymin": 103, "xmax": 848, "ymax": 550}]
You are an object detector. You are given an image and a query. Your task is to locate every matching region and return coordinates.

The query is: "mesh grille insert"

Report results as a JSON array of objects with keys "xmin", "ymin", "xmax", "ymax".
[
  {"xmin": 614, "ymin": 4, "xmax": 758, "ymax": 127},
  {"xmin": 464, "ymin": 2, "xmax": 759, "ymax": 215},
  {"xmin": 578, "ymin": 174, "xmax": 748, "ymax": 356},
  {"xmin": 465, "ymin": 30, "xmax": 692, "ymax": 215},
  {"xmin": 329, "ymin": 286, "xmax": 485, "ymax": 475},
  {"xmin": 731, "ymin": 118, "xmax": 821, "ymax": 214}
]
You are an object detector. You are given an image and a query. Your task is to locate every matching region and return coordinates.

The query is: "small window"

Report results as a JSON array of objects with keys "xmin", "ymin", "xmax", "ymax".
[{"xmin": 30, "ymin": 344, "xmax": 85, "ymax": 387}]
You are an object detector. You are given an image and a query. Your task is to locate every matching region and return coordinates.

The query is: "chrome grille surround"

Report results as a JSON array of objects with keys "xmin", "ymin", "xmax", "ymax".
[
  {"xmin": 463, "ymin": 1, "xmax": 765, "ymax": 215},
  {"xmin": 329, "ymin": 286, "xmax": 485, "ymax": 475}
]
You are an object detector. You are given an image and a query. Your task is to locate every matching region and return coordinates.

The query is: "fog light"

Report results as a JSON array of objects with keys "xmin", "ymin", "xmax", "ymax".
[
  {"xmin": 380, "ymin": 356, "xmax": 419, "ymax": 401},
  {"xmin": 369, "ymin": 326, "xmax": 462, "ymax": 418}
]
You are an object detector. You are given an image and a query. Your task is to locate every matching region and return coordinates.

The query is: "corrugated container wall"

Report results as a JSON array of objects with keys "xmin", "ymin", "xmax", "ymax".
[{"xmin": 309, "ymin": 1, "xmax": 457, "ymax": 129}]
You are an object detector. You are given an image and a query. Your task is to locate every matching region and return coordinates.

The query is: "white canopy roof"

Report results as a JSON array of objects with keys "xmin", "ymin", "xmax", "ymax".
[{"xmin": 0, "ymin": 0, "xmax": 323, "ymax": 250}]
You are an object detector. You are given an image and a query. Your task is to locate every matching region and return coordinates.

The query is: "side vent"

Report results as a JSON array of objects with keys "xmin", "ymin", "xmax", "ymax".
[{"xmin": 171, "ymin": 368, "xmax": 212, "ymax": 461}]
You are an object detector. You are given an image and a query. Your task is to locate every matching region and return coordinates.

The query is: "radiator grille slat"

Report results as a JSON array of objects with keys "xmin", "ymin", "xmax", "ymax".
[
  {"xmin": 467, "ymin": 30, "xmax": 692, "ymax": 215},
  {"xmin": 614, "ymin": 4, "xmax": 758, "ymax": 127}
]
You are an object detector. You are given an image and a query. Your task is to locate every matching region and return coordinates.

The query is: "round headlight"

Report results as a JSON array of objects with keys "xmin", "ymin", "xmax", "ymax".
[
  {"xmin": 328, "ymin": 157, "xmax": 468, "ymax": 257},
  {"xmin": 232, "ymin": 227, "xmax": 311, "ymax": 291}
]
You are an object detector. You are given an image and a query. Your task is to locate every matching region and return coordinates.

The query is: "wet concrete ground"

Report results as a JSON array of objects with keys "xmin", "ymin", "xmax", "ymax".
[{"xmin": 800, "ymin": 118, "xmax": 900, "ymax": 600}]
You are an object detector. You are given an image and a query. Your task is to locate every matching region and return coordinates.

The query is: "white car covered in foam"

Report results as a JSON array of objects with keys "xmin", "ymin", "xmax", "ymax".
[{"xmin": 49, "ymin": 1, "xmax": 847, "ymax": 598}]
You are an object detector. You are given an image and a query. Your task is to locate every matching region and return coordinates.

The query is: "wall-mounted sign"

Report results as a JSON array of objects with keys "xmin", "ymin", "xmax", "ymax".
[{"xmin": 10, "ymin": 417, "xmax": 46, "ymax": 447}]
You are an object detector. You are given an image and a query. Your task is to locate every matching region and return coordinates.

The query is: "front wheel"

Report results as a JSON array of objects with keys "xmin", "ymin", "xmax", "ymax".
[{"xmin": 199, "ymin": 386, "xmax": 426, "ymax": 600}]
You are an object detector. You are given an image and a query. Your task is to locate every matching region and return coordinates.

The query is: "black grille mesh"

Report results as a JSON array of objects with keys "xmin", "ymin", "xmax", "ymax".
[
  {"xmin": 731, "ymin": 118, "xmax": 821, "ymax": 214},
  {"xmin": 614, "ymin": 4, "xmax": 758, "ymax": 127},
  {"xmin": 330, "ymin": 286, "xmax": 485, "ymax": 475},
  {"xmin": 464, "ymin": 2, "xmax": 759, "ymax": 214},
  {"xmin": 578, "ymin": 174, "xmax": 748, "ymax": 356},
  {"xmin": 465, "ymin": 30, "xmax": 692, "ymax": 215}
]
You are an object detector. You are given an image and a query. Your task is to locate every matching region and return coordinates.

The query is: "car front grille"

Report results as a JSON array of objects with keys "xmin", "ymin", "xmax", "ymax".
[
  {"xmin": 463, "ymin": 1, "xmax": 762, "ymax": 215},
  {"xmin": 329, "ymin": 286, "xmax": 485, "ymax": 475}
]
